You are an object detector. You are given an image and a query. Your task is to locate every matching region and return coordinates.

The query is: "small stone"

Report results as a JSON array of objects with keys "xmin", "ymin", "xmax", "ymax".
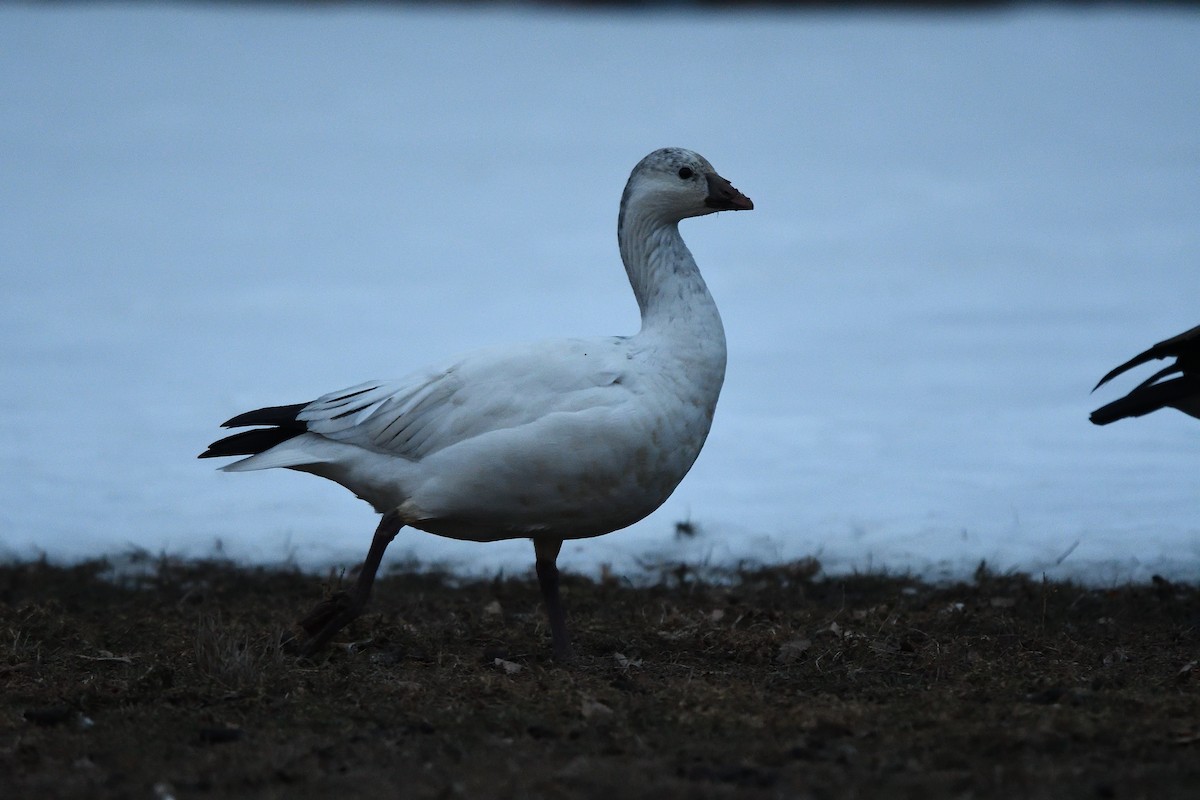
[
  {"xmin": 776, "ymin": 638, "xmax": 811, "ymax": 665},
  {"xmin": 493, "ymin": 658, "xmax": 522, "ymax": 675}
]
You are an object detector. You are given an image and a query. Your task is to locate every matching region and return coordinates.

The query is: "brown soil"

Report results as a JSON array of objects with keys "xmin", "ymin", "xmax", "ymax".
[{"xmin": 1, "ymin": 555, "xmax": 1197, "ymax": 799}]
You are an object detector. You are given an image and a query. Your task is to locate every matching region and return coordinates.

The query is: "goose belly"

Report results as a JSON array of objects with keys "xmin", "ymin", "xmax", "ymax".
[{"xmin": 403, "ymin": 406, "xmax": 713, "ymax": 542}]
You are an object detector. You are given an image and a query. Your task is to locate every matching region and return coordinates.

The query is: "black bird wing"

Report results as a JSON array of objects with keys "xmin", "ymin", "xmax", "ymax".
[{"xmin": 1090, "ymin": 323, "xmax": 1200, "ymax": 425}]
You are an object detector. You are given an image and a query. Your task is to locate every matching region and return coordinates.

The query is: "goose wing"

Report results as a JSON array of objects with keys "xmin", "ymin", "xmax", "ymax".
[
  {"xmin": 300, "ymin": 338, "xmax": 634, "ymax": 461},
  {"xmin": 1090, "ymin": 323, "xmax": 1200, "ymax": 425},
  {"xmin": 1092, "ymin": 323, "xmax": 1200, "ymax": 390}
]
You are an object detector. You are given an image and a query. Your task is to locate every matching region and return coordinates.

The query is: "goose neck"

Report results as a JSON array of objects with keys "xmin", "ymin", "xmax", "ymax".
[{"xmin": 618, "ymin": 210, "xmax": 720, "ymax": 335}]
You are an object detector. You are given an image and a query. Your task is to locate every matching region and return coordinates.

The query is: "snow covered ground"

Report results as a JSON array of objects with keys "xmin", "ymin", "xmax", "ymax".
[{"xmin": 2, "ymin": 4, "xmax": 1199, "ymax": 583}]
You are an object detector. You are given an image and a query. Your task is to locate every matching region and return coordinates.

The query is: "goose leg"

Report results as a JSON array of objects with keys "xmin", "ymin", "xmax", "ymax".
[
  {"xmin": 295, "ymin": 512, "xmax": 404, "ymax": 655},
  {"xmin": 534, "ymin": 538, "xmax": 571, "ymax": 661}
]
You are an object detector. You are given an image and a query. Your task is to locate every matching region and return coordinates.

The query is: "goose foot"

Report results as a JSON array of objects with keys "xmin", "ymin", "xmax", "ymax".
[
  {"xmin": 287, "ymin": 512, "xmax": 403, "ymax": 657},
  {"xmin": 291, "ymin": 590, "xmax": 366, "ymax": 656},
  {"xmin": 297, "ymin": 590, "xmax": 356, "ymax": 634}
]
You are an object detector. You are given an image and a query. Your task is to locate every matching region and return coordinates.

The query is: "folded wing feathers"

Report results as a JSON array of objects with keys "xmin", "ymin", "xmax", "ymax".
[
  {"xmin": 1132, "ymin": 363, "xmax": 1183, "ymax": 393},
  {"xmin": 1090, "ymin": 374, "xmax": 1200, "ymax": 425},
  {"xmin": 1091, "ymin": 324, "xmax": 1200, "ymax": 425},
  {"xmin": 202, "ymin": 341, "xmax": 634, "ymax": 469},
  {"xmin": 1094, "ymin": 324, "xmax": 1200, "ymax": 390},
  {"xmin": 295, "ymin": 353, "xmax": 628, "ymax": 461},
  {"xmin": 300, "ymin": 375, "xmax": 459, "ymax": 459}
]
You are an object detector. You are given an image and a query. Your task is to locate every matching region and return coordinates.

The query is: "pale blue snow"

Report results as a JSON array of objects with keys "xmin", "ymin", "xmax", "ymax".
[{"xmin": 2, "ymin": 4, "xmax": 1198, "ymax": 583}]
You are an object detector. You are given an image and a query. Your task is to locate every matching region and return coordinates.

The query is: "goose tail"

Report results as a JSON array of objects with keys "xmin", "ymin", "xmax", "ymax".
[{"xmin": 199, "ymin": 402, "xmax": 312, "ymax": 469}]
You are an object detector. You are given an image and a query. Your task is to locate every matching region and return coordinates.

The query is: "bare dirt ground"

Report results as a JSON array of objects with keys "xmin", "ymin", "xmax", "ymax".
[{"xmin": 1, "ymin": 555, "xmax": 1197, "ymax": 799}]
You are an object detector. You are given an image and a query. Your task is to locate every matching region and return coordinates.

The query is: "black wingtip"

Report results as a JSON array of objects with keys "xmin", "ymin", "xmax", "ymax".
[
  {"xmin": 199, "ymin": 427, "xmax": 305, "ymax": 459},
  {"xmin": 1093, "ymin": 351, "xmax": 1153, "ymax": 393},
  {"xmin": 221, "ymin": 402, "xmax": 308, "ymax": 429},
  {"xmin": 1091, "ymin": 323, "xmax": 1200, "ymax": 422},
  {"xmin": 203, "ymin": 401, "xmax": 310, "ymax": 460},
  {"xmin": 1094, "ymin": 324, "xmax": 1200, "ymax": 392},
  {"xmin": 1089, "ymin": 375, "xmax": 1199, "ymax": 426},
  {"xmin": 1089, "ymin": 394, "xmax": 1150, "ymax": 426}
]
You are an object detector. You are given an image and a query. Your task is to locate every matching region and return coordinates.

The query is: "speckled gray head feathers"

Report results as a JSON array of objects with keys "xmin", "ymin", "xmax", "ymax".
[
  {"xmin": 633, "ymin": 147, "xmax": 716, "ymax": 178},
  {"xmin": 619, "ymin": 148, "xmax": 752, "ymax": 225}
]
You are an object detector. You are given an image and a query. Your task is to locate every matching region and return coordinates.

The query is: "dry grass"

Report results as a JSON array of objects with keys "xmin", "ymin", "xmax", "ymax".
[
  {"xmin": 0, "ymin": 556, "xmax": 1197, "ymax": 799},
  {"xmin": 192, "ymin": 615, "xmax": 287, "ymax": 692}
]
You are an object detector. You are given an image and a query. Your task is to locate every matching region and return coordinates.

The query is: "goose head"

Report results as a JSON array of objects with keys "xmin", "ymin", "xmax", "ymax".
[{"xmin": 620, "ymin": 148, "xmax": 754, "ymax": 225}]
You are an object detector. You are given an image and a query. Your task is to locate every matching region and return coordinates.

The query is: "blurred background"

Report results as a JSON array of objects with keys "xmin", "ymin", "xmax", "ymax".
[{"xmin": 2, "ymin": 2, "xmax": 1198, "ymax": 582}]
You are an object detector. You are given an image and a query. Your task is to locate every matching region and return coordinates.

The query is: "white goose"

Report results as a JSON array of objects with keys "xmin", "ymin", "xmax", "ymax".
[{"xmin": 201, "ymin": 148, "xmax": 753, "ymax": 658}]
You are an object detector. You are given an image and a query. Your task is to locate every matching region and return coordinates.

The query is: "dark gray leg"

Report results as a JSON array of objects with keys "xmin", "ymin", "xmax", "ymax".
[
  {"xmin": 296, "ymin": 512, "xmax": 404, "ymax": 655},
  {"xmin": 534, "ymin": 538, "xmax": 571, "ymax": 661}
]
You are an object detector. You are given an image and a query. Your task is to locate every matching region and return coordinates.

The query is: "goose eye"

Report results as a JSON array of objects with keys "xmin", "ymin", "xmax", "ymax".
[{"xmin": 677, "ymin": 167, "xmax": 694, "ymax": 180}]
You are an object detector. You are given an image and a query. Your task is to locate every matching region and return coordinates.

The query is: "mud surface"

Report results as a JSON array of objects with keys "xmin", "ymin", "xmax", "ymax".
[{"xmin": 2, "ymin": 556, "xmax": 1197, "ymax": 799}]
